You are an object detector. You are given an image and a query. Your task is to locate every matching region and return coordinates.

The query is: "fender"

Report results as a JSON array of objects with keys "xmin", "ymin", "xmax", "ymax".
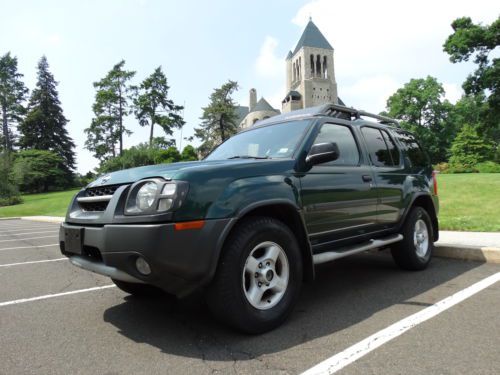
[{"xmin": 398, "ymin": 192, "xmax": 439, "ymax": 241}]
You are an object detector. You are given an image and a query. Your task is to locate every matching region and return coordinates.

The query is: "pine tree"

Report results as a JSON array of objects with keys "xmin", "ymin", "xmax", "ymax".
[
  {"xmin": 19, "ymin": 56, "xmax": 75, "ymax": 175},
  {"xmin": 0, "ymin": 52, "xmax": 28, "ymax": 152},
  {"xmin": 85, "ymin": 60, "xmax": 135, "ymax": 160},
  {"xmin": 195, "ymin": 80, "xmax": 239, "ymax": 156},
  {"xmin": 134, "ymin": 66, "xmax": 184, "ymax": 146}
]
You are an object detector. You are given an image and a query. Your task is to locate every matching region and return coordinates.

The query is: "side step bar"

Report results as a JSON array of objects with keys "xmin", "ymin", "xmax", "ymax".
[
  {"xmin": 69, "ymin": 256, "xmax": 145, "ymax": 284},
  {"xmin": 313, "ymin": 234, "xmax": 403, "ymax": 265}
]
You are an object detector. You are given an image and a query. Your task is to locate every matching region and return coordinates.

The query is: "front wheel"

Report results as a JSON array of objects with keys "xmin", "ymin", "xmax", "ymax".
[
  {"xmin": 206, "ymin": 216, "xmax": 303, "ymax": 334},
  {"xmin": 391, "ymin": 206, "xmax": 434, "ymax": 270}
]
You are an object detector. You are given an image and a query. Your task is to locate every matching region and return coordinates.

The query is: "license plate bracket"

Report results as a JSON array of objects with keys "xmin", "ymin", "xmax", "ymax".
[{"xmin": 64, "ymin": 227, "xmax": 84, "ymax": 255}]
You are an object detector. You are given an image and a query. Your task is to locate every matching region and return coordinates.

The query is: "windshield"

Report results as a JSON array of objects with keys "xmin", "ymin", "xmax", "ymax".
[{"xmin": 205, "ymin": 120, "xmax": 311, "ymax": 160}]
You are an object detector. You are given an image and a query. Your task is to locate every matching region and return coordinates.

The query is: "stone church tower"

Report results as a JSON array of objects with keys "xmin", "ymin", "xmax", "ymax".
[{"xmin": 282, "ymin": 18, "xmax": 338, "ymax": 113}]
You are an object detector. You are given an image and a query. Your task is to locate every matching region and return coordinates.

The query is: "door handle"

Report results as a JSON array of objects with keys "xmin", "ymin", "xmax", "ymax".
[{"xmin": 362, "ymin": 175, "xmax": 373, "ymax": 182}]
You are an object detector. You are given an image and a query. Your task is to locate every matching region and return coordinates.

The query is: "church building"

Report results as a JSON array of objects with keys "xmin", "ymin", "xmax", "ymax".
[{"xmin": 239, "ymin": 18, "xmax": 339, "ymax": 128}]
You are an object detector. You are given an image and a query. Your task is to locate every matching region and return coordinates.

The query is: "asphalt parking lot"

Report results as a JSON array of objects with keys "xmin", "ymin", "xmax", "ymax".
[{"xmin": 1, "ymin": 219, "xmax": 499, "ymax": 375}]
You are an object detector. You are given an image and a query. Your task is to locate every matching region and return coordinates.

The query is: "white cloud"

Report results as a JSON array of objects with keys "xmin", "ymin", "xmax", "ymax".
[
  {"xmin": 341, "ymin": 75, "xmax": 400, "ymax": 112},
  {"xmin": 443, "ymin": 82, "xmax": 463, "ymax": 104},
  {"xmin": 47, "ymin": 33, "xmax": 62, "ymax": 47},
  {"xmin": 255, "ymin": 36, "xmax": 284, "ymax": 78}
]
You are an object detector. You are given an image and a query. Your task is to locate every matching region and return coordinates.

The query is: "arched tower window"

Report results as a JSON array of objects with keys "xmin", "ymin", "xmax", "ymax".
[
  {"xmin": 316, "ymin": 55, "xmax": 321, "ymax": 77},
  {"xmin": 292, "ymin": 61, "xmax": 296, "ymax": 82},
  {"xmin": 298, "ymin": 57, "xmax": 302, "ymax": 80},
  {"xmin": 323, "ymin": 56, "xmax": 328, "ymax": 78},
  {"xmin": 310, "ymin": 54, "xmax": 314, "ymax": 76}
]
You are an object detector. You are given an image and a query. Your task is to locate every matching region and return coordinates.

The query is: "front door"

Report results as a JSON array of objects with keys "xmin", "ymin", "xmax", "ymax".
[{"xmin": 299, "ymin": 122, "xmax": 378, "ymax": 249}]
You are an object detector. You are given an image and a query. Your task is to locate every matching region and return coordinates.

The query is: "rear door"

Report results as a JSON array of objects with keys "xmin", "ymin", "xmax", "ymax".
[
  {"xmin": 299, "ymin": 122, "xmax": 378, "ymax": 248},
  {"xmin": 360, "ymin": 126, "xmax": 406, "ymax": 226}
]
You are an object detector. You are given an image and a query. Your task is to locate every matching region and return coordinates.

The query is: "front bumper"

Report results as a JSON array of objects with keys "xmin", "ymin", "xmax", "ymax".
[{"xmin": 59, "ymin": 219, "xmax": 232, "ymax": 297}]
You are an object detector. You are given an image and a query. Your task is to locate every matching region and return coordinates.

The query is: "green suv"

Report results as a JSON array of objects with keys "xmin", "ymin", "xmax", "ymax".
[{"xmin": 60, "ymin": 104, "xmax": 439, "ymax": 333}]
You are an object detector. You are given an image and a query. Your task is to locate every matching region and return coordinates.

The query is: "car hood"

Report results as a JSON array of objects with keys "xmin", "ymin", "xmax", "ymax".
[{"xmin": 87, "ymin": 159, "xmax": 295, "ymax": 188}]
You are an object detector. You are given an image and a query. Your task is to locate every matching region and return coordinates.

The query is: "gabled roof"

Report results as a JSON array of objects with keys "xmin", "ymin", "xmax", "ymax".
[
  {"xmin": 235, "ymin": 105, "xmax": 249, "ymax": 124},
  {"xmin": 292, "ymin": 19, "xmax": 333, "ymax": 55},
  {"xmin": 251, "ymin": 97, "xmax": 279, "ymax": 113},
  {"xmin": 286, "ymin": 50, "xmax": 293, "ymax": 60}
]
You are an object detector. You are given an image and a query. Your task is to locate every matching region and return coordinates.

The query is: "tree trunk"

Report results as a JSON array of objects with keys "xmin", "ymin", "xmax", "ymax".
[
  {"xmin": 219, "ymin": 115, "xmax": 225, "ymax": 141},
  {"xmin": 149, "ymin": 120, "xmax": 154, "ymax": 146},
  {"xmin": 1, "ymin": 103, "xmax": 11, "ymax": 152},
  {"xmin": 118, "ymin": 86, "xmax": 123, "ymax": 156}
]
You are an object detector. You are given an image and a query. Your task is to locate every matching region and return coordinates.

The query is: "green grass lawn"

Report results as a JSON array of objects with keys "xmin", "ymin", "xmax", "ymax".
[
  {"xmin": 438, "ymin": 173, "xmax": 500, "ymax": 232},
  {"xmin": 0, "ymin": 189, "xmax": 79, "ymax": 218},
  {"xmin": 0, "ymin": 174, "xmax": 499, "ymax": 231}
]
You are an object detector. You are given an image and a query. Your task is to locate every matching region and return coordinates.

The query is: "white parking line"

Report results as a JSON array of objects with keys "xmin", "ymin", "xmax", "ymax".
[
  {"xmin": 0, "ymin": 258, "xmax": 67, "ymax": 267},
  {"xmin": 0, "ymin": 231, "xmax": 56, "ymax": 238},
  {"xmin": 0, "ymin": 235, "xmax": 57, "ymax": 243},
  {"xmin": 0, "ymin": 244, "xmax": 59, "ymax": 252},
  {"xmin": 301, "ymin": 271, "xmax": 500, "ymax": 375},
  {"xmin": 0, "ymin": 226, "xmax": 58, "ymax": 232},
  {"xmin": 0, "ymin": 285, "xmax": 116, "ymax": 307}
]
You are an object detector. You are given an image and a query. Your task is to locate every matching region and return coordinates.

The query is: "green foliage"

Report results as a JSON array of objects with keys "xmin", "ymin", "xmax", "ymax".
[
  {"xmin": 195, "ymin": 80, "xmax": 239, "ymax": 157},
  {"xmin": 12, "ymin": 149, "xmax": 69, "ymax": 193},
  {"xmin": 134, "ymin": 66, "xmax": 184, "ymax": 145},
  {"xmin": 98, "ymin": 144, "xmax": 178, "ymax": 173},
  {"xmin": 443, "ymin": 16, "xmax": 500, "ymax": 140},
  {"xmin": 386, "ymin": 76, "xmax": 456, "ymax": 163},
  {"xmin": 476, "ymin": 161, "xmax": 500, "ymax": 173},
  {"xmin": 0, "ymin": 153, "xmax": 22, "ymax": 206},
  {"xmin": 181, "ymin": 145, "xmax": 198, "ymax": 161},
  {"xmin": 85, "ymin": 60, "xmax": 136, "ymax": 160},
  {"xmin": 98, "ymin": 143, "xmax": 199, "ymax": 173},
  {"xmin": 449, "ymin": 123, "xmax": 495, "ymax": 167},
  {"xmin": 18, "ymin": 56, "xmax": 76, "ymax": 179},
  {"xmin": 74, "ymin": 171, "xmax": 97, "ymax": 187},
  {"xmin": 0, "ymin": 52, "xmax": 28, "ymax": 152}
]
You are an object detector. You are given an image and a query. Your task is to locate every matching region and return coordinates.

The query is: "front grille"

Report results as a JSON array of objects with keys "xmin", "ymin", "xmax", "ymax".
[
  {"xmin": 78, "ymin": 184, "xmax": 125, "ymax": 212},
  {"xmin": 86, "ymin": 185, "xmax": 120, "ymax": 197}
]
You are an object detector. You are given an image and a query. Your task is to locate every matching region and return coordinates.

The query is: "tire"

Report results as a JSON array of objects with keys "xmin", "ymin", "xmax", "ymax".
[
  {"xmin": 206, "ymin": 216, "xmax": 303, "ymax": 334},
  {"xmin": 112, "ymin": 279, "xmax": 165, "ymax": 297},
  {"xmin": 391, "ymin": 206, "xmax": 434, "ymax": 270}
]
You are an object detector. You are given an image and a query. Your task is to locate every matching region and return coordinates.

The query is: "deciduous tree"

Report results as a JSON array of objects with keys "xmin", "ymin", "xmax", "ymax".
[
  {"xmin": 134, "ymin": 67, "xmax": 184, "ymax": 145},
  {"xmin": 195, "ymin": 80, "xmax": 239, "ymax": 156},
  {"xmin": 444, "ymin": 16, "xmax": 500, "ymax": 139},
  {"xmin": 386, "ymin": 76, "xmax": 456, "ymax": 163},
  {"xmin": 85, "ymin": 60, "xmax": 135, "ymax": 160}
]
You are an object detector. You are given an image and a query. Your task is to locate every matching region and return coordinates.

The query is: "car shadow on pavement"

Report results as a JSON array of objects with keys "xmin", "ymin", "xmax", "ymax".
[{"xmin": 103, "ymin": 252, "xmax": 482, "ymax": 361}]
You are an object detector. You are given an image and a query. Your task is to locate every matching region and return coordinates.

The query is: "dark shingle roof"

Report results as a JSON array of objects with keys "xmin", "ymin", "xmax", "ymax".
[
  {"xmin": 235, "ymin": 106, "xmax": 249, "ymax": 124},
  {"xmin": 251, "ymin": 98, "xmax": 279, "ymax": 113},
  {"xmin": 286, "ymin": 50, "xmax": 293, "ymax": 60},
  {"xmin": 292, "ymin": 19, "xmax": 333, "ymax": 55}
]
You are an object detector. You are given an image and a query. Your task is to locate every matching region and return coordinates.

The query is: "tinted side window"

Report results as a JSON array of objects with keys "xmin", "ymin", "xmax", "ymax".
[
  {"xmin": 314, "ymin": 124, "xmax": 360, "ymax": 166},
  {"xmin": 361, "ymin": 127, "xmax": 394, "ymax": 167},
  {"xmin": 381, "ymin": 130, "xmax": 400, "ymax": 165},
  {"xmin": 395, "ymin": 131, "xmax": 427, "ymax": 167}
]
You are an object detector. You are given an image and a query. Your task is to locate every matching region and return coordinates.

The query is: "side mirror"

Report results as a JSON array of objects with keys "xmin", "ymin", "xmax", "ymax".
[{"xmin": 306, "ymin": 142, "xmax": 340, "ymax": 165}]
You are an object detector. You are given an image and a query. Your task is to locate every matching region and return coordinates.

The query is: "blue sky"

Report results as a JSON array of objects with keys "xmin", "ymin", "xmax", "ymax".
[{"xmin": 1, "ymin": 0, "xmax": 497, "ymax": 173}]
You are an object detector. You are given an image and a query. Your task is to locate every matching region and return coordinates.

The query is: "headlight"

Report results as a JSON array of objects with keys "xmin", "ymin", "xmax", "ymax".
[
  {"xmin": 136, "ymin": 182, "xmax": 158, "ymax": 210},
  {"xmin": 124, "ymin": 179, "xmax": 188, "ymax": 215}
]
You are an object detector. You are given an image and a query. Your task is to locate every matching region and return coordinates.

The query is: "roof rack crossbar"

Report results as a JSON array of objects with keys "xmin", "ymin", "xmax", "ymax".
[{"xmin": 316, "ymin": 103, "xmax": 400, "ymax": 128}]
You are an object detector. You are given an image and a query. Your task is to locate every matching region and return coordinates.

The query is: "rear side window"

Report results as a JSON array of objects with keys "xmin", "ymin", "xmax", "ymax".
[
  {"xmin": 395, "ymin": 131, "xmax": 427, "ymax": 167},
  {"xmin": 361, "ymin": 127, "xmax": 400, "ymax": 167},
  {"xmin": 314, "ymin": 123, "xmax": 360, "ymax": 166}
]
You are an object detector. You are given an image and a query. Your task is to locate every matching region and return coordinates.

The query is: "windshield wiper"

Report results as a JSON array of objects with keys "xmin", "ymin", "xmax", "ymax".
[{"xmin": 228, "ymin": 155, "xmax": 271, "ymax": 160}]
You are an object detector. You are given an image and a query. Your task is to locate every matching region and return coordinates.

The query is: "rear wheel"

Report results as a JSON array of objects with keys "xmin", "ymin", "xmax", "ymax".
[
  {"xmin": 112, "ymin": 279, "xmax": 164, "ymax": 297},
  {"xmin": 206, "ymin": 216, "xmax": 303, "ymax": 334},
  {"xmin": 391, "ymin": 206, "xmax": 434, "ymax": 270}
]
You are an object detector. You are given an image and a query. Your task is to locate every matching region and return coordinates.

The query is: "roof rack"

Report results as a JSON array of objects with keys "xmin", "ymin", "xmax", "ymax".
[{"xmin": 316, "ymin": 103, "xmax": 400, "ymax": 128}]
